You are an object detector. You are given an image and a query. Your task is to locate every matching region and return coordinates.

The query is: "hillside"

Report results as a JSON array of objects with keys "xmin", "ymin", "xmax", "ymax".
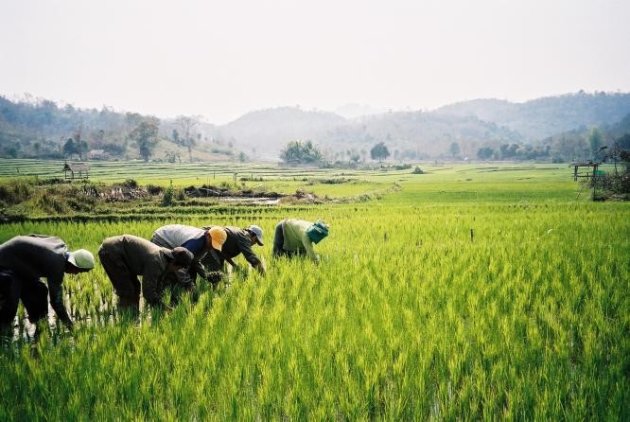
[
  {"xmin": 210, "ymin": 107, "xmax": 522, "ymax": 159},
  {"xmin": 0, "ymin": 97, "xmax": 236, "ymax": 161},
  {"xmin": 436, "ymin": 92, "xmax": 630, "ymax": 140},
  {"xmin": 214, "ymin": 107, "xmax": 346, "ymax": 159},
  {"xmin": 2, "ymin": 91, "xmax": 630, "ymax": 161},
  {"xmin": 213, "ymin": 92, "xmax": 630, "ymax": 159},
  {"xmin": 325, "ymin": 111, "xmax": 522, "ymax": 158}
]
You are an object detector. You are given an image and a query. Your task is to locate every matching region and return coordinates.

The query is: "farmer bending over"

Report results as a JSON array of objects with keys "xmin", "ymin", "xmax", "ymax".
[
  {"xmin": 98, "ymin": 235, "xmax": 193, "ymax": 314},
  {"xmin": 151, "ymin": 224, "xmax": 227, "ymax": 287},
  {"xmin": 200, "ymin": 224, "xmax": 266, "ymax": 280},
  {"xmin": 0, "ymin": 235, "xmax": 94, "ymax": 332},
  {"xmin": 272, "ymin": 219, "xmax": 329, "ymax": 262}
]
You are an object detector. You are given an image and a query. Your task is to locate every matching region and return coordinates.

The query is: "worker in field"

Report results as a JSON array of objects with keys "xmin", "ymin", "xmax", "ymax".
[
  {"xmin": 200, "ymin": 224, "xmax": 266, "ymax": 281},
  {"xmin": 272, "ymin": 219, "xmax": 329, "ymax": 262},
  {"xmin": 0, "ymin": 235, "xmax": 95, "ymax": 332},
  {"xmin": 151, "ymin": 224, "xmax": 228, "ymax": 287},
  {"xmin": 98, "ymin": 235, "xmax": 194, "ymax": 314}
]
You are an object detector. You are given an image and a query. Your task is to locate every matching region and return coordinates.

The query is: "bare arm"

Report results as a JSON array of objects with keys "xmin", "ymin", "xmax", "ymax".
[
  {"xmin": 48, "ymin": 274, "xmax": 73, "ymax": 328},
  {"xmin": 301, "ymin": 233, "xmax": 319, "ymax": 262}
]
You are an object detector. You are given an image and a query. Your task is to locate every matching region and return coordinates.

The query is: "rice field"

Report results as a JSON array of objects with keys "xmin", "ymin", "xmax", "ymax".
[{"xmin": 0, "ymin": 161, "xmax": 628, "ymax": 420}]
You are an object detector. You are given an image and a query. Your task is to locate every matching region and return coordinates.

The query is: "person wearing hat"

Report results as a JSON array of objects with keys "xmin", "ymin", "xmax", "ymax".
[
  {"xmin": 151, "ymin": 224, "xmax": 228, "ymax": 287},
  {"xmin": 200, "ymin": 224, "xmax": 266, "ymax": 279},
  {"xmin": 272, "ymin": 219, "xmax": 329, "ymax": 262},
  {"xmin": 0, "ymin": 234, "xmax": 95, "ymax": 331},
  {"xmin": 98, "ymin": 234, "xmax": 194, "ymax": 313}
]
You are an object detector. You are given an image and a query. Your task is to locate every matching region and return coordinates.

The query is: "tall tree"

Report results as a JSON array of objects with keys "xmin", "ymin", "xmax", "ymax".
[
  {"xmin": 370, "ymin": 142, "xmax": 390, "ymax": 162},
  {"xmin": 63, "ymin": 138, "xmax": 76, "ymax": 158},
  {"xmin": 477, "ymin": 146, "xmax": 494, "ymax": 160},
  {"xmin": 175, "ymin": 115, "xmax": 199, "ymax": 163},
  {"xmin": 129, "ymin": 117, "xmax": 159, "ymax": 162},
  {"xmin": 75, "ymin": 139, "xmax": 89, "ymax": 160},
  {"xmin": 280, "ymin": 140, "xmax": 322, "ymax": 164}
]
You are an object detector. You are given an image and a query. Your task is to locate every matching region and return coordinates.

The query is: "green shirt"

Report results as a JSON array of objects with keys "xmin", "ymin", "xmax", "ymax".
[
  {"xmin": 99, "ymin": 235, "xmax": 172, "ymax": 306},
  {"xmin": 282, "ymin": 219, "xmax": 318, "ymax": 261}
]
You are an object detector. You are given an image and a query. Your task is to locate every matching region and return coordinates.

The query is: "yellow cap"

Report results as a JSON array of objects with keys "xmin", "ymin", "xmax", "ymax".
[{"xmin": 208, "ymin": 227, "xmax": 227, "ymax": 251}]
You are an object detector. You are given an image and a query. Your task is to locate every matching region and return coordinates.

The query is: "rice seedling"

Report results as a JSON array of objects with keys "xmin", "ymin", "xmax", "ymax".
[{"xmin": 0, "ymin": 163, "xmax": 627, "ymax": 419}]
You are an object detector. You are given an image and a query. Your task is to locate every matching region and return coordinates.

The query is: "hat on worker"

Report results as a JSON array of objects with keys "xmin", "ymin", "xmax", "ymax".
[
  {"xmin": 247, "ymin": 224, "xmax": 264, "ymax": 246},
  {"xmin": 169, "ymin": 247, "xmax": 194, "ymax": 267},
  {"xmin": 67, "ymin": 249, "xmax": 95, "ymax": 270},
  {"xmin": 207, "ymin": 227, "xmax": 227, "ymax": 251},
  {"xmin": 306, "ymin": 220, "xmax": 329, "ymax": 244}
]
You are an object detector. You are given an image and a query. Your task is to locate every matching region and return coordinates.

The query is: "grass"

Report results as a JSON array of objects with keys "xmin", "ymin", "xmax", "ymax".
[{"xmin": 0, "ymin": 160, "xmax": 628, "ymax": 420}]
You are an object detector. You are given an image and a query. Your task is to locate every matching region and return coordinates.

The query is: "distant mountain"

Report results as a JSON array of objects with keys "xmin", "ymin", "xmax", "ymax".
[
  {"xmin": 212, "ymin": 92, "xmax": 630, "ymax": 159},
  {"xmin": 319, "ymin": 111, "xmax": 523, "ymax": 158},
  {"xmin": 435, "ymin": 92, "xmax": 630, "ymax": 140},
  {"xmin": 213, "ymin": 107, "xmax": 523, "ymax": 159},
  {"xmin": 0, "ymin": 96, "xmax": 230, "ymax": 161},
  {"xmin": 609, "ymin": 113, "xmax": 630, "ymax": 138},
  {"xmin": 2, "ymin": 91, "xmax": 630, "ymax": 161},
  {"xmin": 213, "ymin": 107, "xmax": 346, "ymax": 158},
  {"xmin": 539, "ymin": 110, "xmax": 630, "ymax": 160}
]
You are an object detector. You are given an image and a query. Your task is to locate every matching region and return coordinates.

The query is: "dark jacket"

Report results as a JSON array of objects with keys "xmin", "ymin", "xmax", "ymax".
[
  {"xmin": 0, "ymin": 235, "xmax": 72, "ymax": 324},
  {"xmin": 202, "ymin": 226, "xmax": 261, "ymax": 271},
  {"xmin": 99, "ymin": 235, "xmax": 173, "ymax": 306}
]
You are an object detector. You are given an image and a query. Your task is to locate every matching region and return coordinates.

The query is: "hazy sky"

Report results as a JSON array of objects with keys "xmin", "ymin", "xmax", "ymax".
[{"xmin": 1, "ymin": 0, "xmax": 629, "ymax": 124}]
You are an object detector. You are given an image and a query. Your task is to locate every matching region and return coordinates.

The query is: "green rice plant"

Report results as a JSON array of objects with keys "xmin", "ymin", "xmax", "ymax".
[{"xmin": 0, "ymin": 163, "xmax": 628, "ymax": 419}]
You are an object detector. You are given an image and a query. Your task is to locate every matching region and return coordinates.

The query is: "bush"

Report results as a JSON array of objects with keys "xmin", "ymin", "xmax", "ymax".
[
  {"xmin": 161, "ymin": 182, "xmax": 175, "ymax": 207},
  {"xmin": 280, "ymin": 140, "xmax": 323, "ymax": 165},
  {"xmin": 35, "ymin": 192, "xmax": 67, "ymax": 214},
  {"xmin": 597, "ymin": 173, "xmax": 630, "ymax": 197},
  {"xmin": 412, "ymin": 166, "xmax": 425, "ymax": 174},
  {"xmin": 146, "ymin": 184, "xmax": 164, "ymax": 195},
  {"xmin": 122, "ymin": 179, "xmax": 138, "ymax": 189},
  {"xmin": 0, "ymin": 179, "xmax": 34, "ymax": 205}
]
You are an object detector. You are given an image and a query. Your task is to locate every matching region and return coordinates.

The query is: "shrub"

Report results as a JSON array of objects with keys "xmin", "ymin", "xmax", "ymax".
[
  {"xmin": 161, "ymin": 182, "xmax": 175, "ymax": 207},
  {"xmin": 122, "ymin": 179, "xmax": 138, "ymax": 189},
  {"xmin": 35, "ymin": 192, "xmax": 67, "ymax": 214},
  {"xmin": 0, "ymin": 179, "xmax": 34, "ymax": 205},
  {"xmin": 146, "ymin": 184, "xmax": 164, "ymax": 195}
]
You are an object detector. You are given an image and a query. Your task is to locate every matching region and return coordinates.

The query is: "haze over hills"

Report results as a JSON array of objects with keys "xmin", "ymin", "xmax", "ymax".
[
  {"xmin": 214, "ymin": 107, "xmax": 346, "ymax": 159},
  {"xmin": 1, "ymin": 91, "xmax": 630, "ymax": 161},
  {"xmin": 435, "ymin": 92, "xmax": 630, "ymax": 140},
  {"xmin": 220, "ymin": 108, "xmax": 523, "ymax": 159},
  {"xmin": 213, "ymin": 92, "xmax": 630, "ymax": 159}
]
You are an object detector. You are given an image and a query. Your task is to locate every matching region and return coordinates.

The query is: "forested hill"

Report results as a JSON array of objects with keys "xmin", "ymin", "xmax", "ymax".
[
  {"xmin": 218, "ymin": 92, "xmax": 630, "ymax": 158},
  {"xmin": 1, "ymin": 91, "xmax": 629, "ymax": 160},
  {"xmin": 0, "ymin": 96, "xmax": 227, "ymax": 161},
  {"xmin": 211, "ymin": 107, "xmax": 524, "ymax": 158},
  {"xmin": 435, "ymin": 92, "xmax": 630, "ymax": 140},
  {"xmin": 215, "ymin": 107, "xmax": 346, "ymax": 159}
]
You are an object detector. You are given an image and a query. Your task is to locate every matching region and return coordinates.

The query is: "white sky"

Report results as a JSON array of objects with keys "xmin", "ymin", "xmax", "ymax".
[{"xmin": 1, "ymin": 0, "xmax": 629, "ymax": 124}]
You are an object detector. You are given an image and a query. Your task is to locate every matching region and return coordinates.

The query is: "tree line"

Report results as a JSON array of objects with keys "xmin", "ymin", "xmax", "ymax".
[
  {"xmin": 0, "ymin": 96, "xmax": 237, "ymax": 162},
  {"xmin": 279, "ymin": 140, "xmax": 393, "ymax": 166}
]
